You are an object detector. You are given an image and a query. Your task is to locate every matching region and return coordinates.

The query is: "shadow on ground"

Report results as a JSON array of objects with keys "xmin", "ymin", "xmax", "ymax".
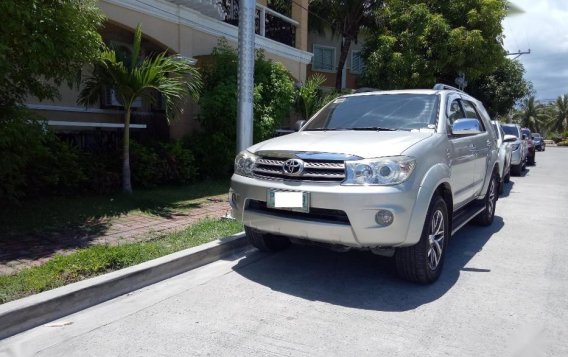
[
  {"xmin": 233, "ymin": 217, "xmax": 504, "ymax": 312},
  {"xmin": 0, "ymin": 181, "xmax": 229, "ymax": 268}
]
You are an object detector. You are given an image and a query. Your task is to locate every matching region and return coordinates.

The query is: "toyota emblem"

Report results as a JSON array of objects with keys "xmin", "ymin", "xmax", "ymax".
[{"xmin": 282, "ymin": 159, "xmax": 305, "ymax": 176}]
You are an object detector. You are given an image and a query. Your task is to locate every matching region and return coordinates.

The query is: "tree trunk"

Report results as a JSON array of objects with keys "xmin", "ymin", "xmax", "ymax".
[
  {"xmin": 335, "ymin": 37, "xmax": 352, "ymax": 90},
  {"xmin": 122, "ymin": 107, "xmax": 133, "ymax": 193}
]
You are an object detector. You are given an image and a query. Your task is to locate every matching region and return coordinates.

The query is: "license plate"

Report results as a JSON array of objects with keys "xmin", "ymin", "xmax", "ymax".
[{"xmin": 267, "ymin": 190, "xmax": 310, "ymax": 213}]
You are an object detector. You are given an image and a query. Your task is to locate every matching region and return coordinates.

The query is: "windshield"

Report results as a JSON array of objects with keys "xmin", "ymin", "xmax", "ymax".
[
  {"xmin": 502, "ymin": 125, "xmax": 519, "ymax": 137},
  {"xmin": 521, "ymin": 129, "xmax": 531, "ymax": 138},
  {"xmin": 302, "ymin": 94, "xmax": 440, "ymax": 131},
  {"xmin": 532, "ymin": 133, "xmax": 541, "ymax": 139}
]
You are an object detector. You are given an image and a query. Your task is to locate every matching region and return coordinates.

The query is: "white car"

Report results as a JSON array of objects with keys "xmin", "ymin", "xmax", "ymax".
[
  {"xmin": 491, "ymin": 120, "xmax": 515, "ymax": 193},
  {"xmin": 230, "ymin": 85, "xmax": 499, "ymax": 284}
]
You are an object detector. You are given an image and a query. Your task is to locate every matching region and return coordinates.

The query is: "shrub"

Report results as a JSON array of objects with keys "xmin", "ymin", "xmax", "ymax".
[
  {"xmin": 0, "ymin": 108, "xmax": 87, "ymax": 203},
  {"xmin": 190, "ymin": 40, "xmax": 295, "ymax": 178}
]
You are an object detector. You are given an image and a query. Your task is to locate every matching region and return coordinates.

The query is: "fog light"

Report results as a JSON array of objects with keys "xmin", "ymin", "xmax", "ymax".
[{"xmin": 375, "ymin": 209, "xmax": 394, "ymax": 226}]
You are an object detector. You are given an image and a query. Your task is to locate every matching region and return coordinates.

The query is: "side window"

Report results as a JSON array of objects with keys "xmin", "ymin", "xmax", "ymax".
[
  {"xmin": 461, "ymin": 100, "xmax": 485, "ymax": 131},
  {"xmin": 447, "ymin": 98, "xmax": 465, "ymax": 125}
]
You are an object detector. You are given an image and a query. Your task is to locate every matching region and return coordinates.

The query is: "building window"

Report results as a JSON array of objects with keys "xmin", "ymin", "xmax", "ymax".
[
  {"xmin": 351, "ymin": 50, "xmax": 364, "ymax": 74},
  {"xmin": 312, "ymin": 45, "xmax": 335, "ymax": 72}
]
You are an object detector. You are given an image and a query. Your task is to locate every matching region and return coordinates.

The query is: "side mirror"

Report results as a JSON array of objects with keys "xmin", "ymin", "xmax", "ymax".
[
  {"xmin": 503, "ymin": 134, "xmax": 517, "ymax": 143},
  {"xmin": 451, "ymin": 118, "xmax": 482, "ymax": 136},
  {"xmin": 295, "ymin": 120, "xmax": 306, "ymax": 131}
]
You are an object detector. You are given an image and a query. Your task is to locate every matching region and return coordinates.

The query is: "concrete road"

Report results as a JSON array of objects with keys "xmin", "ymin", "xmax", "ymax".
[{"xmin": 2, "ymin": 148, "xmax": 567, "ymax": 357}]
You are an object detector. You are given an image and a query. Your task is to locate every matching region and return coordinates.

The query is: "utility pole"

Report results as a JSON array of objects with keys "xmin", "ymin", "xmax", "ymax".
[
  {"xmin": 236, "ymin": 0, "xmax": 255, "ymax": 153},
  {"xmin": 506, "ymin": 49, "xmax": 531, "ymax": 59}
]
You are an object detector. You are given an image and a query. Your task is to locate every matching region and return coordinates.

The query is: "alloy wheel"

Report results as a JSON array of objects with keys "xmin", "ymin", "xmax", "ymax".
[{"xmin": 427, "ymin": 209, "xmax": 445, "ymax": 271}]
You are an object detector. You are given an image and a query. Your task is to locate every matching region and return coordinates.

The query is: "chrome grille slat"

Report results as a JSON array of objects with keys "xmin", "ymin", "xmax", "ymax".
[{"xmin": 253, "ymin": 156, "xmax": 346, "ymax": 182}]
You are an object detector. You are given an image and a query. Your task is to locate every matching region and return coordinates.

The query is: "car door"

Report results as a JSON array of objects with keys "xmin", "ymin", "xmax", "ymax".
[
  {"xmin": 446, "ymin": 96, "xmax": 476, "ymax": 209},
  {"xmin": 461, "ymin": 99, "xmax": 492, "ymax": 197}
]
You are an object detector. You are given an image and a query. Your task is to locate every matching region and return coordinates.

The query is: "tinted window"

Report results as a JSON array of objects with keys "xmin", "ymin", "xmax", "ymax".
[
  {"xmin": 303, "ymin": 94, "xmax": 439, "ymax": 131},
  {"xmin": 461, "ymin": 100, "xmax": 480, "ymax": 119},
  {"xmin": 502, "ymin": 125, "xmax": 519, "ymax": 137},
  {"xmin": 448, "ymin": 99, "xmax": 465, "ymax": 124}
]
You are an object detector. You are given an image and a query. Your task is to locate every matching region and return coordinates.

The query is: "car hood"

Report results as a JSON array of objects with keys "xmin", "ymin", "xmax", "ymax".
[{"xmin": 247, "ymin": 130, "xmax": 434, "ymax": 158}]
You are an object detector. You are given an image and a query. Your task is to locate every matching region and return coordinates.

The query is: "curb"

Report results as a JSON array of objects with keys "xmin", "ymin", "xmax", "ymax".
[{"xmin": 0, "ymin": 232, "xmax": 247, "ymax": 340}]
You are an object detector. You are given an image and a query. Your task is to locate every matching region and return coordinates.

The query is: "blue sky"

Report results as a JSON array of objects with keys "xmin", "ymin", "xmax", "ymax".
[{"xmin": 503, "ymin": 0, "xmax": 568, "ymax": 101}]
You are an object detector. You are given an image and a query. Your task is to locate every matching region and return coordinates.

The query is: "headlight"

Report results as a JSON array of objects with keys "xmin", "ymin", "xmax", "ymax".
[
  {"xmin": 511, "ymin": 144, "xmax": 519, "ymax": 151},
  {"xmin": 234, "ymin": 150, "xmax": 258, "ymax": 177},
  {"xmin": 343, "ymin": 156, "xmax": 416, "ymax": 185}
]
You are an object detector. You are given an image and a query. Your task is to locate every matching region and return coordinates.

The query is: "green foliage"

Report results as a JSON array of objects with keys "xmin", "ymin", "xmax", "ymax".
[
  {"xmin": 512, "ymin": 96, "xmax": 551, "ymax": 133},
  {"xmin": 0, "ymin": 109, "xmax": 86, "ymax": 203},
  {"xmin": 467, "ymin": 58, "xmax": 531, "ymax": 117},
  {"xmin": 78, "ymin": 24, "xmax": 203, "ymax": 193},
  {"xmin": 309, "ymin": 0, "xmax": 380, "ymax": 89},
  {"xmin": 295, "ymin": 74, "xmax": 326, "ymax": 120},
  {"xmin": 130, "ymin": 140, "xmax": 197, "ymax": 188},
  {"xmin": 0, "ymin": 218, "xmax": 243, "ymax": 303},
  {"xmin": 190, "ymin": 40, "xmax": 295, "ymax": 177},
  {"xmin": 0, "ymin": 109, "xmax": 197, "ymax": 203},
  {"xmin": 362, "ymin": 0, "xmax": 507, "ymax": 89},
  {"xmin": 0, "ymin": 0, "xmax": 104, "ymax": 110}
]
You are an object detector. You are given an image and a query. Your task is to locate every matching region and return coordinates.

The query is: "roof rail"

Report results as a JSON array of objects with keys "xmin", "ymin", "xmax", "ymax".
[{"xmin": 433, "ymin": 83, "xmax": 464, "ymax": 92}]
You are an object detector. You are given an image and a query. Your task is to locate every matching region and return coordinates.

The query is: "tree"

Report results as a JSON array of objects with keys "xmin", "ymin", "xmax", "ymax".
[
  {"xmin": 361, "ymin": 0, "xmax": 507, "ymax": 89},
  {"xmin": 78, "ymin": 25, "xmax": 202, "ymax": 193},
  {"xmin": 0, "ymin": 0, "xmax": 104, "ymax": 112},
  {"xmin": 550, "ymin": 94, "xmax": 568, "ymax": 133},
  {"xmin": 309, "ymin": 0, "xmax": 380, "ymax": 90},
  {"xmin": 512, "ymin": 96, "xmax": 550, "ymax": 133},
  {"xmin": 467, "ymin": 58, "xmax": 531, "ymax": 118}
]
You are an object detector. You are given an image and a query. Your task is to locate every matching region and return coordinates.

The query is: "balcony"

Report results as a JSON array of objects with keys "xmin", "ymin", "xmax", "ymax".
[{"xmin": 220, "ymin": 0, "xmax": 297, "ymax": 48}]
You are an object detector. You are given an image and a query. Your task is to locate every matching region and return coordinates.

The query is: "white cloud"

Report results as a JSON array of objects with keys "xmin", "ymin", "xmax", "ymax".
[{"xmin": 503, "ymin": 0, "xmax": 568, "ymax": 100}]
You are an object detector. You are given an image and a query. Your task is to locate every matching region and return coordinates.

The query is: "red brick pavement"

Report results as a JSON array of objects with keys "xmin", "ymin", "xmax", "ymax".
[{"xmin": 0, "ymin": 199, "xmax": 231, "ymax": 276}]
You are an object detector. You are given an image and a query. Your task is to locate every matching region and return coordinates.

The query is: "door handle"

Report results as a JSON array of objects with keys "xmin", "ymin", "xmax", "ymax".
[{"xmin": 468, "ymin": 144, "xmax": 476, "ymax": 151}]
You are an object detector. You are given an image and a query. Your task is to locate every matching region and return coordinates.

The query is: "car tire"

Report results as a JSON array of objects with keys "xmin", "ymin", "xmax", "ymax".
[
  {"xmin": 528, "ymin": 155, "xmax": 535, "ymax": 165},
  {"xmin": 395, "ymin": 194, "xmax": 449, "ymax": 284},
  {"xmin": 245, "ymin": 226, "xmax": 291, "ymax": 252},
  {"xmin": 504, "ymin": 170, "xmax": 510, "ymax": 183},
  {"xmin": 473, "ymin": 173, "xmax": 498, "ymax": 226},
  {"xmin": 511, "ymin": 164, "xmax": 521, "ymax": 176}
]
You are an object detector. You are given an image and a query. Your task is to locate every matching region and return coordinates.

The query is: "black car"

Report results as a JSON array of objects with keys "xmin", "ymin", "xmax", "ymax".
[{"xmin": 532, "ymin": 133, "xmax": 546, "ymax": 151}]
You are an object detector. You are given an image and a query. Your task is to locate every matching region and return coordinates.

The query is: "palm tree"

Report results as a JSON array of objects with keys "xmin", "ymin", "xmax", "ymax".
[
  {"xmin": 309, "ymin": 0, "xmax": 380, "ymax": 90},
  {"xmin": 512, "ymin": 96, "xmax": 550, "ymax": 133},
  {"xmin": 550, "ymin": 94, "xmax": 568, "ymax": 133},
  {"xmin": 78, "ymin": 25, "xmax": 202, "ymax": 193}
]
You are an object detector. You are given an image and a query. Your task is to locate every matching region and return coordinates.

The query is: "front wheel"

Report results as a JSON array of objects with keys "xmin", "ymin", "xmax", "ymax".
[
  {"xmin": 395, "ymin": 195, "xmax": 449, "ymax": 284},
  {"xmin": 473, "ymin": 173, "xmax": 498, "ymax": 226},
  {"xmin": 245, "ymin": 226, "xmax": 291, "ymax": 252}
]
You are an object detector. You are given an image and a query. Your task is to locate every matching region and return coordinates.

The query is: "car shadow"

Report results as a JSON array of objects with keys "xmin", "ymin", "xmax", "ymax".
[
  {"xmin": 233, "ymin": 217, "xmax": 504, "ymax": 312},
  {"xmin": 500, "ymin": 180, "xmax": 515, "ymax": 197}
]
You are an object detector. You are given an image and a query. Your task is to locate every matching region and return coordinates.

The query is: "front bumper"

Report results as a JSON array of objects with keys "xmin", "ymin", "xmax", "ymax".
[{"xmin": 230, "ymin": 174, "xmax": 422, "ymax": 248}]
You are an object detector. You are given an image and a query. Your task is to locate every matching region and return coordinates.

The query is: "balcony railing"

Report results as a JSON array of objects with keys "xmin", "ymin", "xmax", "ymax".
[{"xmin": 221, "ymin": 1, "xmax": 297, "ymax": 48}]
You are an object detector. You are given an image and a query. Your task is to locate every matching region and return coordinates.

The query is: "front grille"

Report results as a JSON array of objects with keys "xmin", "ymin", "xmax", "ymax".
[
  {"xmin": 253, "ymin": 157, "xmax": 345, "ymax": 182},
  {"xmin": 247, "ymin": 200, "xmax": 350, "ymax": 225}
]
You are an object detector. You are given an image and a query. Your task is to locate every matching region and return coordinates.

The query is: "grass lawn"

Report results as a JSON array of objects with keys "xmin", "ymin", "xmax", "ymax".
[
  {"xmin": 0, "ymin": 179, "xmax": 230, "ymax": 237},
  {"xmin": 0, "ymin": 218, "xmax": 243, "ymax": 304}
]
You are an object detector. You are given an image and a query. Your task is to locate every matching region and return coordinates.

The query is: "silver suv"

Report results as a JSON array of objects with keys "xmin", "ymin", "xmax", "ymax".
[{"xmin": 230, "ymin": 84, "xmax": 499, "ymax": 283}]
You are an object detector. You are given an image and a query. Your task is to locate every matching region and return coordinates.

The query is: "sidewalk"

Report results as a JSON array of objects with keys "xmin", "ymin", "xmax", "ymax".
[{"xmin": 0, "ymin": 198, "xmax": 231, "ymax": 276}]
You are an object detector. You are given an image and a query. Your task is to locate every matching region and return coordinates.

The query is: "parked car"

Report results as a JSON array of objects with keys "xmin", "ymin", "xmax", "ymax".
[
  {"xmin": 231, "ymin": 84, "xmax": 499, "ymax": 284},
  {"xmin": 532, "ymin": 133, "xmax": 546, "ymax": 151},
  {"xmin": 521, "ymin": 127, "xmax": 536, "ymax": 165},
  {"xmin": 492, "ymin": 121, "xmax": 514, "ymax": 193},
  {"xmin": 501, "ymin": 123, "xmax": 527, "ymax": 175}
]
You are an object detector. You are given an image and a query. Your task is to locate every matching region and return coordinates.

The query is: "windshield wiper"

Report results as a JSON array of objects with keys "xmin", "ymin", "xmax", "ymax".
[
  {"xmin": 304, "ymin": 127, "xmax": 398, "ymax": 132},
  {"xmin": 341, "ymin": 127, "xmax": 398, "ymax": 131}
]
